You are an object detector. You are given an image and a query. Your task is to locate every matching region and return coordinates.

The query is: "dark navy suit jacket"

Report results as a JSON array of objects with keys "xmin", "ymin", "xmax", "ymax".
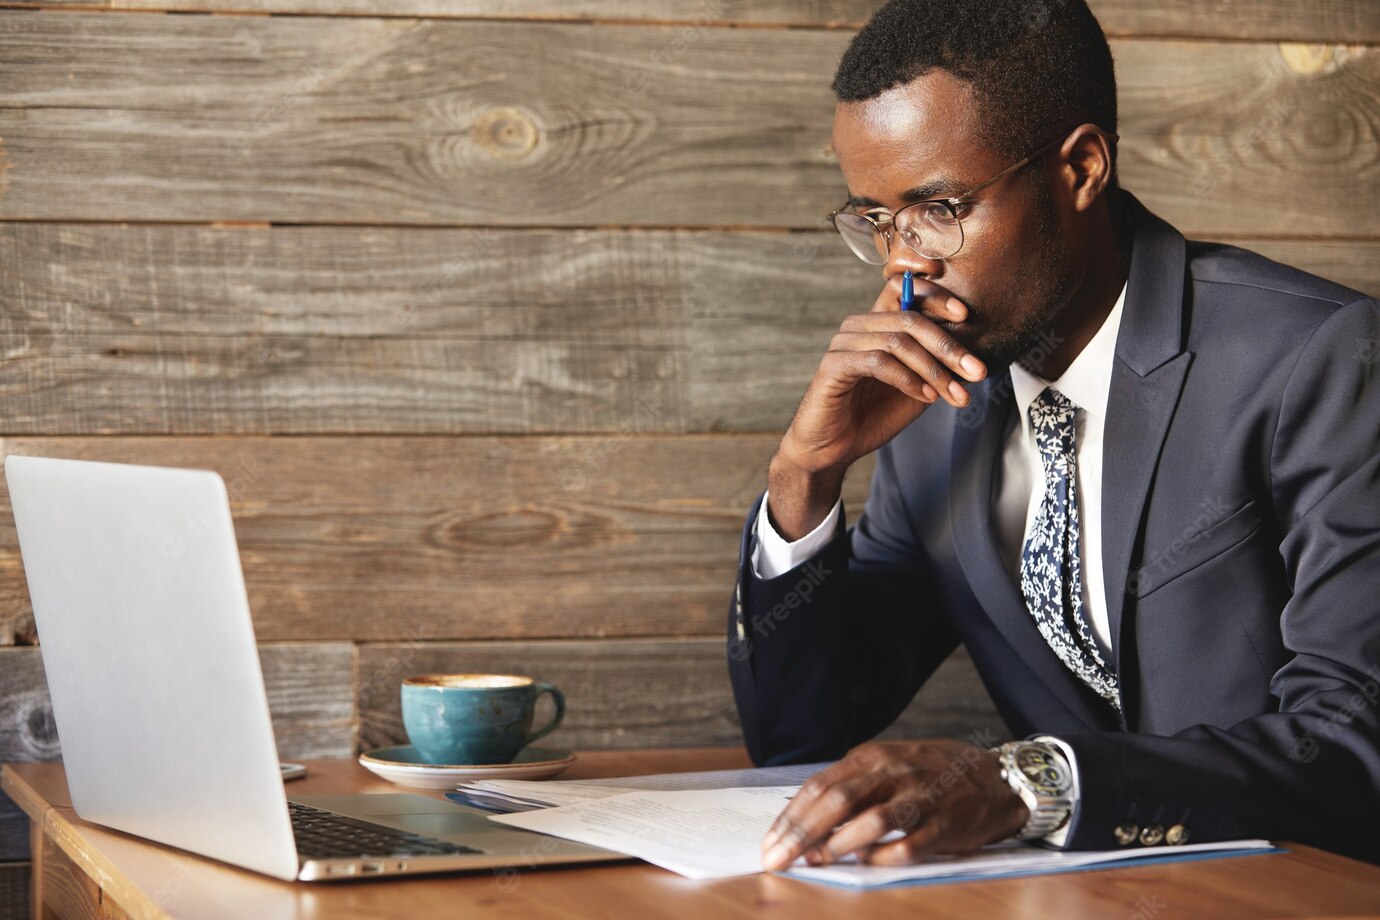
[{"xmin": 726, "ymin": 191, "xmax": 1380, "ymax": 863}]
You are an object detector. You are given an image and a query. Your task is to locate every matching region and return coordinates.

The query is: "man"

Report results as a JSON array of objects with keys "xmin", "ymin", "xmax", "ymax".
[{"xmin": 726, "ymin": 0, "xmax": 1380, "ymax": 870}]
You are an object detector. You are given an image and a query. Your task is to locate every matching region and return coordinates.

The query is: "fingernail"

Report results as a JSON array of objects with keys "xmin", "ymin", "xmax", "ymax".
[
  {"xmin": 763, "ymin": 843, "xmax": 790, "ymax": 870},
  {"xmin": 948, "ymin": 381, "xmax": 968, "ymax": 404},
  {"xmin": 961, "ymin": 355, "xmax": 985, "ymax": 380},
  {"xmin": 947, "ymin": 297, "xmax": 967, "ymax": 318}
]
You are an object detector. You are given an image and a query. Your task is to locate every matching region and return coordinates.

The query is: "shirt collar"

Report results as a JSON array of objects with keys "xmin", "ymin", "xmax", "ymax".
[{"xmin": 1009, "ymin": 278, "xmax": 1128, "ymax": 425}]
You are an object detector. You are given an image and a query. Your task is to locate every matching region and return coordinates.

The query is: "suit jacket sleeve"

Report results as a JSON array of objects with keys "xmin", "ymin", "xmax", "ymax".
[
  {"xmin": 1054, "ymin": 296, "xmax": 1380, "ymax": 861},
  {"xmin": 727, "ymin": 437, "xmax": 961, "ymax": 766}
]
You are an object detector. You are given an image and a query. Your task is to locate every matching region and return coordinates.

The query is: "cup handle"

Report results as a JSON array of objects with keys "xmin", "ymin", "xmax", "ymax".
[{"xmin": 526, "ymin": 683, "xmax": 565, "ymax": 745}]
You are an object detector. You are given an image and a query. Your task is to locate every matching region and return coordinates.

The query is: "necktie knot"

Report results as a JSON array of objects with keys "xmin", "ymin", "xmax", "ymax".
[{"xmin": 1029, "ymin": 387, "xmax": 1078, "ymax": 457}]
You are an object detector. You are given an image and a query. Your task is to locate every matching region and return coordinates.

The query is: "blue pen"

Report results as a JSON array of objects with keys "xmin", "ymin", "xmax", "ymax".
[{"xmin": 901, "ymin": 270, "xmax": 915, "ymax": 311}]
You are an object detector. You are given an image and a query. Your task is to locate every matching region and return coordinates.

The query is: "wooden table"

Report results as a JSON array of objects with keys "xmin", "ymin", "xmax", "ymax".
[{"xmin": 6, "ymin": 748, "xmax": 1380, "ymax": 919}]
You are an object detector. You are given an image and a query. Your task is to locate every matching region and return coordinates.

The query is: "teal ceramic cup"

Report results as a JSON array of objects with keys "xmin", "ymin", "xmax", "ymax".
[{"xmin": 400, "ymin": 674, "xmax": 565, "ymax": 765}]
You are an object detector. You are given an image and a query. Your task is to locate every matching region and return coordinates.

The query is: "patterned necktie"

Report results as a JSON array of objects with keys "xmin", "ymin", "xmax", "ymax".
[{"xmin": 1019, "ymin": 387, "xmax": 1120, "ymax": 708}]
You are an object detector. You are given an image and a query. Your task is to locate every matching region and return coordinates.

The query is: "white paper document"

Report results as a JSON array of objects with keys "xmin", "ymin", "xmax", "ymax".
[
  {"xmin": 490, "ymin": 784, "xmax": 1275, "ymax": 884},
  {"xmin": 491, "ymin": 786, "xmax": 799, "ymax": 879},
  {"xmin": 454, "ymin": 762, "xmax": 826, "ymax": 813},
  {"xmin": 784, "ymin": 837, "xmax": 1277, "ymax": 888}
]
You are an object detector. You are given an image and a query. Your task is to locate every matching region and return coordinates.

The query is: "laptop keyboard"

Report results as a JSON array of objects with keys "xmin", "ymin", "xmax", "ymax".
[{"xmin": 288, "ymin": 801, "xmax": 484, "ymax": 859}]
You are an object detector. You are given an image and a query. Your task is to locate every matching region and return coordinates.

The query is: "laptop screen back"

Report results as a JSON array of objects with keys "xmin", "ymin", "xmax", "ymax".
[{"xmin": 5, "ymin": 455, "xmax": 300, "ymax": 880}]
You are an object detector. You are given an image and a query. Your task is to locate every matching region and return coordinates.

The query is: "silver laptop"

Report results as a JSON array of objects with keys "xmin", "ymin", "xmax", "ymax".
[{"xmin": 4, "ymin": 454, "xmax": 621, "ymax": 882}]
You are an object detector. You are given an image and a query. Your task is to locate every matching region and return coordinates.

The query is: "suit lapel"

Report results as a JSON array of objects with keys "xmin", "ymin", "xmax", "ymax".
[
  {"xmin": 1101, "ymin": 194, "xmax": 1195, "ymax": 725},
  {"xmin": 949, "ymin": 371, "xmax": 1120, "ymax": 730},
  {"xmin": 948, "ymin": 191, "xmax": 1195, "ymax": 732}
]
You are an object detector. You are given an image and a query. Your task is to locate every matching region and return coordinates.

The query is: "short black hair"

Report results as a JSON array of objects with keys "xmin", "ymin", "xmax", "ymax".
[{"xmin": 832, "ymin": 0, "xmax": 1117, "ymax": 164}]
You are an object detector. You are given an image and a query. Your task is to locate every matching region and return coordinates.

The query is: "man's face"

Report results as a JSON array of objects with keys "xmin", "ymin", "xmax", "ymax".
[{"xmin": 831, "ymin": 70, "xmax": 1083, "ymax": 370}]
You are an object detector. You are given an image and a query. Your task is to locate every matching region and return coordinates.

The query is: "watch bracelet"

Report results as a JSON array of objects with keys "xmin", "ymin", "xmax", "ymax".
[{"xmin": 991, "ymin": 741, "xmax": 1073, "ymax": 840}]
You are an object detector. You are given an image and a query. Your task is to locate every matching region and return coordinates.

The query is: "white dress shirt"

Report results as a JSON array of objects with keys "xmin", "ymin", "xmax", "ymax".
[{"xmin": 749, "ymin": 280, "xmax": 1129, "ymax": 844}]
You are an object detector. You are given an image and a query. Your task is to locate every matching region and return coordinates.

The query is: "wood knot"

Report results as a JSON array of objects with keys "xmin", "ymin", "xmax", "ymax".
[
  {"xmin": 1278, "ymin": 43, "xmax": 1338, "ymax": 75},
  {"xmin": 20, "ymin": 696, "xmax": 60, "ymax": 759},
  {"xmin": 445, "ymin": 507, "xmax": 565, "ymax": 548},
  {"xmin": 471, "ymin": 107, "xmax": 540, "ymax": 160}
]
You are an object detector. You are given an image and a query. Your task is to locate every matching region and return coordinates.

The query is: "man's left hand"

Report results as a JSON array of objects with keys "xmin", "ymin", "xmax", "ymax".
[{"xmin": 761, "ymin": 739, "xmax": 1028, "ymax": 870}]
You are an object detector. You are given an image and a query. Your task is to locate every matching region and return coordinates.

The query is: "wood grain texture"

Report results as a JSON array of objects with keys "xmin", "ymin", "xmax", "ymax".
[
  {"xmin": 9, "ymin": 755, "xmax": 1380, "ymax": 920},
  {"xmin": 0, "ymin": 645, "xmax": 354, "ymax": 765},
  {"xmin": 0, "ymin": 643, "xmax": 355, "ymax": 860},
  {"xmin": 4, "ymin": 224, "xmax": 1373, "ymax": 438},
  {"xmin": 0, "ymin": 224, "xmax": 873, "ymax": 436},
  {"xmin": 38, "ymin": 814, "xmax": 148, "ymax": 920},
  {"xmin": 0, "ymin": 0, "xmax": 1374, "ymax": 43},
  {"xmin": 0, "ymin": 16, "xmax": 1375, "ymax": 239},
  {"xmin": 0, "ymin": 436, "xmax": 876, "ymax": 644},
  {"xmin": 358, "ymin": 640, "xmax": 1005, "ymax": 754},
  {"xmin": 37, "ymin": 833, "xmax": 121, "ymax": 920}
]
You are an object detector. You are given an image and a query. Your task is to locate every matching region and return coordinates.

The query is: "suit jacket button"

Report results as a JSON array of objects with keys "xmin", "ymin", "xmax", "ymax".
[
  {"xmin": 1114, "ymin": 823, "xmax": 1138, "ymax": 845},
  {"xmin": 1165, "ymin": 824, "xmax": 1190, "ymax": 845},
  {"xmin": 1139, "ymin": 824, "xmax": 1164, "ymax": 846}
]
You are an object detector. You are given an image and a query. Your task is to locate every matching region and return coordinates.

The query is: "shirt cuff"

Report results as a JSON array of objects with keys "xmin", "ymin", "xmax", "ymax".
[
  {"xmin": 1029, "ymin": 734, "xmax": 1081, "ymax": 848},
  {"xmin": 750, "ymin": 491, "xmax": 843, "ymax": 580}
]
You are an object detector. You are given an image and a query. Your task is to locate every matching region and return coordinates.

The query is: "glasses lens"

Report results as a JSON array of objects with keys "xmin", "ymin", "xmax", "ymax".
[
  {"xmin": 832, "ymin": 213, "xmax": 888, "ymax": 265},
  {"xmin": 896, "ymin": 202, "xmax": 963, "ymax": 260}
]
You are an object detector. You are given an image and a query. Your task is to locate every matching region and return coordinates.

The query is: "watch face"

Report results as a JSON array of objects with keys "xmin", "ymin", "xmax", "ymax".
[{"xmin": 1015, "ymin": 745, "xmax": 1071, "ymax": 796}]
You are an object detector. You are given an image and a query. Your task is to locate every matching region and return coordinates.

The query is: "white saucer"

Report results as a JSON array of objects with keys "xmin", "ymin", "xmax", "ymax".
[{"xmin": 358, "ymin": 745, "xmax": 576, "ymax": 790}]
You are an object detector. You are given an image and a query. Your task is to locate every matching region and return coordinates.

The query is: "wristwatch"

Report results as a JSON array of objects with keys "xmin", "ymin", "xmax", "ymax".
[{"xmin": 991, "ymin": 740, "xmax": 1075, "ymax": 840}]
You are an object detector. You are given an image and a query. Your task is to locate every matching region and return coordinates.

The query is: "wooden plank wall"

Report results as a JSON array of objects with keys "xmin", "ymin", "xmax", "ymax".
[{"xmin": 0, "ymin": 1, "xmax": 1376, "ymax": 900}]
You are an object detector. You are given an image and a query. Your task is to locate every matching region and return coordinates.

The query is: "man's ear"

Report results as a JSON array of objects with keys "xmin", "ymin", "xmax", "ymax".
[{"xmin": 1058, "ymin": 124, "xmax": 1116, "ymax": 213}]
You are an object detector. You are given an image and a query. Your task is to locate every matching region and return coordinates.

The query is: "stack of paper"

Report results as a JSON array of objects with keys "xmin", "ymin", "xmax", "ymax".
[
  {"xmin": 448, "ymin": 762, "xmax": 827, "ymax": 813},
  {"xmin": 488, "ymin": 784, "xmax": 1277, "ymax": 884},
  {"xmin": 785, "ymin": 838, "xmax": 1279, "ymax": 888},
  {"xmin": 493, "ymin": 786, "xmax": 800, "ymax": 879}
]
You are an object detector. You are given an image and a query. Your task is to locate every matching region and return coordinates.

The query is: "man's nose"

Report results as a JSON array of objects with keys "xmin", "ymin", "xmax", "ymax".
[{"xmin": 884, "ymin": 237, "xmax": 943, "ymax": 283}]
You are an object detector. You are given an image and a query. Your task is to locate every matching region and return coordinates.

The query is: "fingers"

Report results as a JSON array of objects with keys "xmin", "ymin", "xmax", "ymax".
[
  {"xmin": 802, "ymin": 805, "xmax": 896, "ymax": 864},
  {"xmin": 870, "ymin": 276, "xmax": 970, "ymax": 324},
  {"xmin": 818, "ymin": 347, "xmax": 940, "ymax": 405},
  {"xmin": 761, "ymin": 766, "xmax": 890, "ymax": 871},
  {"xmin": 829, "ymin": 319, "xmax": 986, "ymax": 409},
  {"xmin": 860, "ymin": 818, "xmax": 948, "ymax": 866}
]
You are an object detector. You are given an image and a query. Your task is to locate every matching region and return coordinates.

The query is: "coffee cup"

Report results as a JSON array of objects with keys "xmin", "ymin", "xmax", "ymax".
[{"xmin": 400, "ymin": 674, "xmax": 565, "ymax": 765}]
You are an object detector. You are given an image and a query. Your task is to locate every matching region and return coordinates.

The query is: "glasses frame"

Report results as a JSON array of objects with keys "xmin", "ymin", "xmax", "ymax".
[{"xmin": 825, "ymin": 127, "xmax": 1117, "ymax": 263}]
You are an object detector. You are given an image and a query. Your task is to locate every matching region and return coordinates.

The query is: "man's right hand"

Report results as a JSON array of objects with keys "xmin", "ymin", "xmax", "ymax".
[{"xmin": 766, "ymin": 275, "xmax": 988, "ymax": 541}]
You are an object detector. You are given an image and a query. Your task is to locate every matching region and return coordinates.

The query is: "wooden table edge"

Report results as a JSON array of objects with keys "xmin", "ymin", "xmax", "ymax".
[
  {"xmin": 8, "ymin": 755, "xmax": 1380, "ymax": 920},
  {"xmin": 6, "ymin": 762, "xmax": 174, "ymax": 920}
]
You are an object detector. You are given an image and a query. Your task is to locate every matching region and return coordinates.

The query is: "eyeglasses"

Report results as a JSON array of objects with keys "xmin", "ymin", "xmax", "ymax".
[{"xmin": 826, "ymin": 129, "xmax": 1112, "ymax": 264}]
